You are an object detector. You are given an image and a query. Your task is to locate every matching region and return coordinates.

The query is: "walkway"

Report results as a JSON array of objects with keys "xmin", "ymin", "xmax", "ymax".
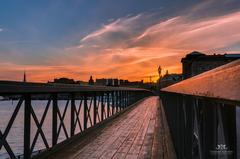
[{"xmin": 45, "ymin": 97, "xmax": 176, "ymax": 159}]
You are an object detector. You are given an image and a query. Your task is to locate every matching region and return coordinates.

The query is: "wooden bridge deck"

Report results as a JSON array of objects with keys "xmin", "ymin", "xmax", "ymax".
[{"xmin": 44, "ymin": 97, "xmax": 175, "ymax": 159}]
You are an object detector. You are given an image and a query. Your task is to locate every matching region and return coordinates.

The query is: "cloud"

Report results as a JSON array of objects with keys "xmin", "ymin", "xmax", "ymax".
[
  {"xmin": 80, "ymin": 14, "xmax": 143, "ymax": 42},
  {"xmin": 132, "ymin": 11, "xmax": 240, "ymax": 51},
  {"xmin": 77, "ymin": 13, "xmax": 156, "ymax": 50},
  {"xmin": 0, "ymin": 28, "xmax": 3, "ymax": 32},
  {"xmin": 1, "ymin": 0, "xmax": 240, "ymax": 82},
  {"xmin": 74, "ymin": 2, "xmax": 240, "ymax": 54},
  {"xmin": 62, "ymin": 8, "xmax": 240, "ymax": 81}
]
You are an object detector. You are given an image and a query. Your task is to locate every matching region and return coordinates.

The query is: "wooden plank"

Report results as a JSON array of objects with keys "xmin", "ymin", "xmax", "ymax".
[
  {"xmin": 42, "ymin": 97, "xmax": 176, "ymax": 159},
  {"xmin": 155, "ymin": 100, "xmax": 177, "ymax": 159}
]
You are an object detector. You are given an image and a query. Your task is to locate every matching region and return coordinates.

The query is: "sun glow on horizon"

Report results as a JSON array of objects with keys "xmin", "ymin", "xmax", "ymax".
[{"xmin": 0, "ymin": 1, "xmax": 240, "ymax": 82}]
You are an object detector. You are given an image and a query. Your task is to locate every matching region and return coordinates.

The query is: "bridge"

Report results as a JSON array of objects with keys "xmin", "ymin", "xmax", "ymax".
[{"xmin": 0, "ymin": 59, "xmax": 239, "ymax": 159}]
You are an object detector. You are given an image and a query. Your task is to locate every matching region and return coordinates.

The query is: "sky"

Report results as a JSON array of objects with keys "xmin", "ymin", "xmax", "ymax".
[{"xmin": 0, "ymin": 0, "xmax": 240, "ymax": 82}]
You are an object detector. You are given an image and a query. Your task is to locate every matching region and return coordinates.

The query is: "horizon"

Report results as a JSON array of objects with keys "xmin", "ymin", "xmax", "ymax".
[
  {"xmin": 1, "ymin": 0, "xmax": 240, "ymax": 82},
  {"xmin": 0, "ymin": 51, "xmax": 239, "ymax": 83}
]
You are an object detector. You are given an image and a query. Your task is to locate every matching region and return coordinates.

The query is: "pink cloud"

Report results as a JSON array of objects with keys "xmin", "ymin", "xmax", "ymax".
[
  {"xmin": 63, "ymin": 10, "xmax": 240, "ymax": 81},
  {"xmin": 134, "ymin": 11, "xmax": 240, "ymax": 51},
  {"xmin": 1, "ymin": 6, "xmax": 240, "ymax": 82}
]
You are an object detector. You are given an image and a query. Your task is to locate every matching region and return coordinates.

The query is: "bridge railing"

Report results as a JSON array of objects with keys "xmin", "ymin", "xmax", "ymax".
[
  {"xmin": 160, "ymin": 59, "xmax": 240, "ymax": 159},
  {"xmin": 0, "ymin": 81, "xmax": 152, "ymax": 159}
]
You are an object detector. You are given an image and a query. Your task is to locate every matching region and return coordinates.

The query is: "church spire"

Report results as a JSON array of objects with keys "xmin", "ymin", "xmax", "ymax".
[{"xmin": 23, "ymin": 71, "xmax": 26, "ymax": 82}]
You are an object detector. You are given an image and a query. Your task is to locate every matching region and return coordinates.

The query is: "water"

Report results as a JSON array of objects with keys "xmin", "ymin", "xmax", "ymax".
[{"xmin": 0, "ymin": 99, "xmax": 112, "ymax": 158}]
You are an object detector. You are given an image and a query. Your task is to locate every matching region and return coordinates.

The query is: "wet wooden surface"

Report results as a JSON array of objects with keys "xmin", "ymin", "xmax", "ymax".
[{"xmin": 45, "ymin": 97, "xmax": 176, "ymax": 159}]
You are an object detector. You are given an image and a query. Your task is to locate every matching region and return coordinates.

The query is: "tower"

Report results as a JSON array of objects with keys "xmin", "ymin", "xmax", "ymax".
[
  {"xmin": 23, "ymin": 71, "xmax": 26, "ymax": 82},
  {"xmin": 88, "ymin": 75, "xmax": 94, "ymax": 85}
]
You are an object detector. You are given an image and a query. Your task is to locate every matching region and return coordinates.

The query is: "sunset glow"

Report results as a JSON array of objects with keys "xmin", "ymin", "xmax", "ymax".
[{"xmin": 0, "ymin": 0, "xmax": 240, "ymax": 82}]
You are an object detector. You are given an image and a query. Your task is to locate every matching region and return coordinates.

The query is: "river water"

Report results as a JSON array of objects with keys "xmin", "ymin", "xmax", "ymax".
[{"xmin": 0, "ymin": 99, "xmax": 110, "ymax": 158}]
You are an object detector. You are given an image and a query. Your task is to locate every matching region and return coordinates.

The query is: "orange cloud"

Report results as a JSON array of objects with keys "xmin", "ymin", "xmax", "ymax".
[
  {"xmin": 66, "ymin": 11, "xmax": 240, "ymax": 81},
  {"xmin": 1, "ymin": 8, "xmax": 240, "ymax": 82}
]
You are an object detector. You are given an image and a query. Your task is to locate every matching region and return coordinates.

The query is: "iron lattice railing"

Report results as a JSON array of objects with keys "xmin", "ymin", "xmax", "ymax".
[
  {"xmin": 0, "ymin": 81, "xmax": 152, "ymax": 159},
  {"xmin": 160, "ymin": 59, "xmax": 240, "ymax": 159}
]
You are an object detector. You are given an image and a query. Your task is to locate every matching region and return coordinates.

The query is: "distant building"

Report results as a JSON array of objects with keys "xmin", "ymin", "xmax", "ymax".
[
  {"xmin": 53, "ymin": 78, "xmax": 75, "ymax": 84},
  {"xmin": 120, "ymin": 80, "xmax": 130, "ymax": 85},
  {"xmin": 96, "ymin": 78, "xmax": 145, "ymax": 87},
  {"xmin": 119, "ymin": 79, "xmax": 124, "ymax": 85},
  {"xmin": 107, "ymin": 79, "xmax": 113, "ymax": 86},
  {"xmin": 76, "ymin": 80, "xmax": 88, "ymax": 85},
  {"xmin": 181, "ymin": 51, "xmax": 240, "ymax": 79},
  {"xmin": 113, "ymin": 79, "xmax": 119, "ymax": 86},
  {"xmin": 159, "ymin": 73, "xmax": 182, "ymax": 88},
  {"xmin": 88, "ymin": 76, "xmax": 94, "ymax": 85},
  {"xmin": 49, "ymin": 78, "xmax": 88, "ymax": 85},
  {"xmin": 96, "ymin": 78, "xmax": 114, "ymax": 86},
  {"xmin": 96, "ymin": 78, "xmax": 107, "ymax": 85},
  {"xmin": 124, "ymin": 80, "xmax": 144, "ymax": 86}
]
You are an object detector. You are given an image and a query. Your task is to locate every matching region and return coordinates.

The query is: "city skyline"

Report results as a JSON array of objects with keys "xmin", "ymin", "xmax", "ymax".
[{"xmin": 0, "ymin": 0, "xmax": 240, "ymax": 82}]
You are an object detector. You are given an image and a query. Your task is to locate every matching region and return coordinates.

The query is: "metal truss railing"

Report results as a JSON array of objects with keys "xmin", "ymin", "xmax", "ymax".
[
  {"xmin": 160, "ymin": 60, "xmax": 240, "ymax": 159},
  {"xmin": 0, "ymin": 82, "xmax": 152, "ymax": 159}
]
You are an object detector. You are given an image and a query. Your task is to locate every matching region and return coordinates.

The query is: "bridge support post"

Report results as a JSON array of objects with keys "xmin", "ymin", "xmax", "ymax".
[
  {"xmin": 126, "ymin": 91, "xmax": 128, "ymax": 106},
  {"xmin": 120, "ymin": 91, "xmax": 122, "ymax": 110},
  {"xmin": 201, "ymin": 100, "xmax": 218, "ymax": 159},
  {"xmin": 161, "ymin": 93, "xmax": 184, "ymax": 159},
  {"xmin": 115, "ymin": 91, "xmax": 118, "ymax": 112},
  {"xmin": 107, "ymin": 92, "xmax": 110, "ymax": 117},
  {"xmin": 119, "ymin": 91, "xmax": 121, "ymax": 111},
  {"xmin": 101, "ymin": 93, "xmax": 104, "ymax": 121},
  {"xmin": 84, "ymin": 94, "xmax": 88, "ymax": 130},
  {"xmin": 52, "ymin": 94, "xmax": 58, "ymax": 146},
  {"xmin": 127, "ymin": 91, "xmax": 130, "ymax": 106},
  {"xmin": 176, "ymin": 95, "xmax": 184, "ymax": 159},
  {"xmin": 128, "ymin": 91, "xmax": 131, "ymax": 105},
  {"xmin": 24, "ymin": 94, "xmax": 31, "ymax": 159},
  {"xmin": 220, "ymin": 104, "xmax": 236, "ymax": 159},
  {"xmin": 111, "ymin": 91, "xmax": 115, "ymax": 115},
  {"xmin": 122, "ymin": 91, "xmax": 124, "ymax": 108},
  {"xmin": 124, "ymin": 91, "xmax": 127, "ymax": 108},
  {"xmin": 183, "ymin": 96, "xmax": 194, "ymax": 159},
  {"xmin": 70, "ymin": 93, "xmax": 75, "ymax": 137},
  {"xmin": 93, "ymin": 93, "xmax": 97, "ymax": 125}
]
